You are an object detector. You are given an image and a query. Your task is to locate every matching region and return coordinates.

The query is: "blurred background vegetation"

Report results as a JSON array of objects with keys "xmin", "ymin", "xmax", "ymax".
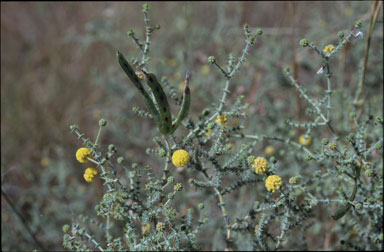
[{"xmin": 1, "ymin": 1, "xmax": 382, "ymax": 251}]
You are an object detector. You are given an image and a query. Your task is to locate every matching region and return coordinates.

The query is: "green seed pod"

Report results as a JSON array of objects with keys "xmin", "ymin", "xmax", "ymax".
[
  {"xmin": 332, "ymin": 204, "xmax": 350, "ymax": 220},
  {"xmin": 169, "ymin": 73, "xmax": 191, "ymax": 134},
  {"xmin": 143, "ymin": 71, "xmax": 173, "ymax": 135},
  {"xmin": 117, "ymin": 51, "xmax": 162, "ymax": 129}
]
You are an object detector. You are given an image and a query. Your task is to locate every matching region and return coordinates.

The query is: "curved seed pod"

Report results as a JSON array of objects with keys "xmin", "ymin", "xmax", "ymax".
[
  {"xmin": 142, "ymin": 71, "xmax": 173, "ymax": 135},
  {"xmin": 170, "ymin": 72, "xmax": 191, "ymax": 134},
  {"xmin": 117, "ymin": 51, "xmax": 161, "ymax": 127},
  {"xmin": 332, "ymin": 203, "xmax": 350, "ymax": 220}
]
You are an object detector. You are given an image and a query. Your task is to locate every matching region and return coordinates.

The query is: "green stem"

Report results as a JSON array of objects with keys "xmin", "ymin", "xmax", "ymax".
[
  {"xmin": 162, "ymin": 137, "xmax": 171, "ymax": 185},
  {"xmin": 353, "ymin": 1, "xmax": 382, "ymax": 111},
  {"xmin": 231, "ymin": 133, "xmax": 315, "ymax": 157},
  {"xmin": 94, "ymin": 125, "xmax": 103, "ymax": 147}
]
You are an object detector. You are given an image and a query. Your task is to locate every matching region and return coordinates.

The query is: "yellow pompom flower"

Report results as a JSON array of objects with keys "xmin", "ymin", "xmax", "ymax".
[
  {"xmin": 323, "ymin": 44, "xmax": 335, "ymax": 55},
  {"xmin": 299, "ymin": 134, "xmax": 311, "ymax": 146},
  {"xmin": 172, "ymin": 150, "xmax": 190, "ymax": 167},
  {"xmin": 264, "ymin": 146, "xmax": 276, "ymax": 156},
  {"xmin": 40, "ymin": 157, "xmax": 50, "ymax": 167},
  {"xmin": 215, "ymin": 114, "xmax": 227, "ymax": 126},
  {"xmin": 265, "ymin": 175, "xmax": 283, "ymax": 192},
  {"xmin": 205, "ymin": 129, "xmax": 213, "ymax": 137},
  {"xmin": 252, "ymin": 157, "xmax": 268, "ymax": 174},
  {"xmin": 83, "ymin": 167, "xmax": 98, "ymax": 183},
  {"xmin": 76, "ymin": 148, "xmax": 92, "ymax": 163},
  {"xmin": 200, "ymin": 65, "xmax": 210, "ymax": 75}
]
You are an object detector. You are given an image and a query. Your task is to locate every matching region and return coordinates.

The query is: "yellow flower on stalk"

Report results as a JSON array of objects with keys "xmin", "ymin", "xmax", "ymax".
[
  {"xmin": 299, "ymin": 135, "xmax": 311, "ymax": 146},
  {"xmin": 265, "ymin": 175, "xmax": 283, "ymax": 192},
  {"xmin": 215, "ymin": 114, "xmax": 227, "ymax": 126},
  {"xmin": 264, "ymin": 146, "xmax": 276, "ymax": 156},
  {"xmin": 83, "ymin": 167, "xmax": 98, "ymax": 183},
  {"xmin": 200, "ymin": 65, "xmax": 210, "ymax": 75},
  {"xmin": 76, "ymin": 148, "xmax": 92, "ymax": 163},
  {"xmin": 323, "ymin": 44, "xmax": 335, "ymax": 55},
  {"xmin": 172, "ymin": 150, "xmax": 190, "ymax": 167},
  {"xmin": 252, "ymin": 157, "xmax": 268, "ymax": 174},
  {"xmin": 205, "ymin": 129, "xmax": 213, "ymax": 137}
]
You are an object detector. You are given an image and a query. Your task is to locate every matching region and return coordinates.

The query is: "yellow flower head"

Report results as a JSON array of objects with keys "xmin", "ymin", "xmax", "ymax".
[
  {"xmin": 299, "ymin": 134, "xmax": 311, "ymax": 146},
  {"xmin": 264, "ymin": 146, "xmax": 276, "ymax": 156},
  {"xmin": 323, "ymin": 44, "xmax": 335, "ymax": 55},
  {"xmin": 83, "ymin": 167, "xmax": 98, "ymax": 183},
  {"xmin": 172, "ymin": 150, "xmax": 190, "ymax": 167},
  {"xmin": 76, "ymin": 148, "xmax": 92, "ymax": 163},
  {"xmin": 205, "ymin": 129, "xmax": 213, "ymax": 137},
  {"xmin": 40, "ymin": 157, "xmax": 50, "ymax": 167},
  {"xmin": 215, "ymin": 114, "xmax": 227, "ymax": 126},
  {"xmin": 201, "ymin": 65, "xmax": 210, "ymax": 75},
  {"xmin": 265, "ymin": 175, "xmax": 283, "ymax": 192},
  {"xmin": 141, "ymin": 223, "xmax": 151, "ymax": 235},
  {"xmin": 252, "ymin": 157, "xmax": 268, "ymax": 174}
]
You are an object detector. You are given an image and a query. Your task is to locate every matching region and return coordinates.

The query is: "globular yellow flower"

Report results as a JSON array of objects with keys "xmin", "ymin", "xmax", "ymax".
[
  {"xmin": 252, "ymin": 157, "xmax": 268, "ymax": 174},
  {"xmin": 200, "ymin": 65, "xmax": 210, "ymax": 75},
  {"xmin": 141, "ymin": 223, "xmax": 151, "ymax": 235},
  {"xmin": 265, "ymin": 175, "xmax": 283, "ymax": 192},
  {"xmin": 172, "ymin": 150, "xmax": 190, "ymax": 167},
  {"xmin": 264, "ymin": 146, "xmax": 276, "ymax": 156},
  {"xmin": 215, "ymin": 114, "xmax": 227, "ymax": 126},
  {"xmin": 323, "ymin": 44, "xmax": 335, "ymax": 55},
  {"xmin": 299, "ymin": 134, "xmax": 311, "ymax": 146},
  {"xmin": 205, "ymin": 129, "xmax": 213, "ymax": 137},
  {"xmin": 83, "ymin": 167, "xmax": 98, "ymax": 183},
  {"xmin": 76, "ymin": 148, "xmax": 92, "ymax": 163},
  {"xmin": 40, "ymin": 157, "xmax": 50, "ymax": 167}
]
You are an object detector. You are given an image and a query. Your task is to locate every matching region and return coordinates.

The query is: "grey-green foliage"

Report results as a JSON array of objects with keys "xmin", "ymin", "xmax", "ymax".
[{"xmin": 63, "ymin": 3, "xmax": 383, "ymax": 251}]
